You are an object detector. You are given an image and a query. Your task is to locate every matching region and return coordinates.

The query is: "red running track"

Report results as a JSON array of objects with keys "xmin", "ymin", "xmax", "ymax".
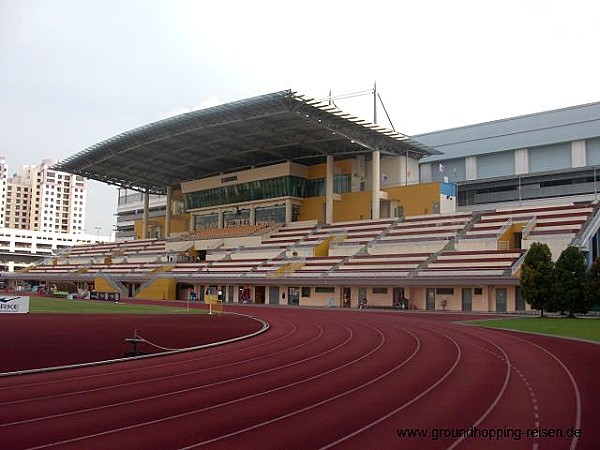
[
  {"xmin": 0, "ymin": 312, "xmax": 264, "ymax": 373},
  {"xmin": 0, "ymin": 305, "xmax": 598, "ymax": 449}
]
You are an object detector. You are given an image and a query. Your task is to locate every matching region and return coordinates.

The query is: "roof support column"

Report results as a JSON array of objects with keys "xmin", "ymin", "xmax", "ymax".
[
  {"xmin": 164, "ymin": 186, "xmax": 172, "ymax": 238},
  {"xmin": 142, "ymin": 190, "xmax": 149, "ymax": 239},
  {"xmin": 371, "ymin": 149, "xmax": 381, "ymax": 220},
  {"xmin": 285, "ymin": 199, "xmax": 293, "ymax": 224},
  {"xmin": 325, "ymin": 154, "xmax": 334, "ymax": 224}
]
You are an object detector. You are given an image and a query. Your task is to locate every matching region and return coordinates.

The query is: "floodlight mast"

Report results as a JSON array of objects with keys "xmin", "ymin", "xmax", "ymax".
[
  {"xmin": 373, "ymin": 82, "xmax": 378, "ymax": 124},
  {"xmin": 321, "ymin": 89, "xmax": 374, "ymax": 102},
  {"xmin": 320, "ymin": 84, "xmax": 396, "ymax": 131}
]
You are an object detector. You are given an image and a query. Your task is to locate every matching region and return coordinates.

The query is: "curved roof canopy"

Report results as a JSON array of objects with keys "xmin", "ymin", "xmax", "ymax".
[{"xmin": 54, "ymin": 90, "xmax": 439, "ymax": 194}]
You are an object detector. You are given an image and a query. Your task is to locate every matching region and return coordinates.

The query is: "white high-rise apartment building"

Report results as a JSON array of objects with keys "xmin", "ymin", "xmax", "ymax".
[
  {"xmin": 3, "ymin": 158, "xmax": 87, "ymax": 234},
  {"xmin": 5, "ymin": 163, "xmax": 33, "ymax": 230},
  {"xmin": 0, "ymin": 157, "xmax": 8, "ymax": 227}
]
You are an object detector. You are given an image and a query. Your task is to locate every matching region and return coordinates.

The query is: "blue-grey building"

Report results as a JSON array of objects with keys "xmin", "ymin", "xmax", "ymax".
[
  {"xmin": 416, "ymin": 101, "xmax": 600, "ymax": 208},
  {"xmin": 415, "ymin": 101, "xmax": 600, "ymax": 262}
]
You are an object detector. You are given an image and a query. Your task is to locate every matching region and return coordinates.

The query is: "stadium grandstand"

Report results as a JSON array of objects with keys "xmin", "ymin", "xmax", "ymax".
[{"xmin": 5, "ymin": 90, "xmax": 600, "ymax": 312}]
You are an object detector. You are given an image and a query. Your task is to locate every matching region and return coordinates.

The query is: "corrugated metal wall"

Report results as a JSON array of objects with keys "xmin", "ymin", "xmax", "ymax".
[
  {"xmin": 477, "ymin": 150, "xmax": 515, "ymax": 179},
  {"xmin": 528, "ymin": 142, "xmax": 571, "ymax": 172}
]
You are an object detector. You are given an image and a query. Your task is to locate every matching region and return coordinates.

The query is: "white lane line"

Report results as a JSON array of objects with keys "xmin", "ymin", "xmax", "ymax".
[
  {"xmin": 438, "ymin": 326, "xmax": 512, "ymax": 450},
  {"xmin": 317, "ymin": 326, "xmax": 458, "ymax": 450},
  {"xmin": 0, "ymin": 319, "xmax": 310, "ymax": 406},
  {"xmin": 2, "ymin": 322, "xmax": 347, "ymax": 427},
  {"xmin": 189, "ymin": 326, "xmax": 424, "ymax": 450},
  {"xmin": 1, "ymin": 313, "xmax": 270, "ymax": 378},
  {"xmin": 28, "ymin": 324, "xmax": 396, "ymax": 449},
  {"xmin": 0, "ymin": 315, "xmax": 294, "ymax": 391},
  {"xmin": 506, "ymin": 335, "xmax": 582, "ymax": 450},
  {"xmin": 464, "ymin": 329, "xmax": 542, "ymax": 446}
]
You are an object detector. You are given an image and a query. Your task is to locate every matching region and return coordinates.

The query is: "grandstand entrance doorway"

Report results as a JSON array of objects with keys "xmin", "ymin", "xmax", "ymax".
[
  {"xmin": 496, "ymin": 288, "xmax": 507, "ymax": 312},
  {"xmin": 381, "ymin": 200, "xmax": 391, "ymax": 218},
  {"xmin": 126, "ymin": 283, "xmax": 140, "ymax": 298},
  {"xmin": 513, "ymin": 232, "xmax": 523, "ymax": 249},
  {"xmin": 426, "ymin": 289, "xmax": 435, "ymax": 310},
  {"xmin": 268, "ymin": 286, "xmax": 279, "ymax": 305},
  {"xmin": 288, "ymin": 287, "xmax": 300, "ymax": 306},
  {"xmin": 515, "ymin": 287, "xmax": 525, "ymax": 311},
  {"xmin": 462, "ymin": 288, "xmax": 472, "ymax": 312},
  {"xmin": 393, "ymin": 288, "xmax": 406, "ymax": 309},
  {"xmin": 177, "ymin": 283, "xmax": 194, "ymax": 301},
  {"xmin": 358, "ymin": 287, "xmax": 366, "ymax": 307},
  {"xmin": 239, "ymin": 287, "xmax": 251, "ymax": 303},
  {"xmin": 255, "ymin": 286, "xmax": 266, "ymax": 304},
  {"xmin": 342, "ymin": 286, "xmax": 353, "ymax": 308}
]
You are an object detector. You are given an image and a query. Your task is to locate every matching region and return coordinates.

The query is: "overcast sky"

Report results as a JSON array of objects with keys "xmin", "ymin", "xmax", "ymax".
[{"xmin": 1, "ymin": 0, "xmax": 599, "ymax": 237}]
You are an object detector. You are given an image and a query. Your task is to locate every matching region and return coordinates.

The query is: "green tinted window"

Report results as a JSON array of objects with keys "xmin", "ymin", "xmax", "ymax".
[{"xmin": 184, "ymin": 174, "xmax": 348, "ymax": 210}]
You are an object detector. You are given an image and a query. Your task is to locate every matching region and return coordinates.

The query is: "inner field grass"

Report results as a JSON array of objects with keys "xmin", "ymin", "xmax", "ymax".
[
  {"xmin": 28, "ymin": 297, "xmax": 206, "ymax": 314},
  {"xmin": 468, "ymin": 317, "xmax": 600, "ymax": 342}
]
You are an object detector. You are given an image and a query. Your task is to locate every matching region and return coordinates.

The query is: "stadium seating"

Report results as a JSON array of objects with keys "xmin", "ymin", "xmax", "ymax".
[
  {"xmin": 418, "ymin": 249, "xmax": 525, "ymax": 278},
  {"xmin": 16, "ymin": 201, "xmax": 596, "ymax": 311},
  {"xmin": 329, "ymin": 252, "xmax": 431, "ymax": 277}
]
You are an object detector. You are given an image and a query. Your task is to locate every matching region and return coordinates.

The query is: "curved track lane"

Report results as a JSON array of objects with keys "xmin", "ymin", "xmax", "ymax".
[{"xmin": 0, "ymin": 307, "xmax": 597, "ymax": 449}]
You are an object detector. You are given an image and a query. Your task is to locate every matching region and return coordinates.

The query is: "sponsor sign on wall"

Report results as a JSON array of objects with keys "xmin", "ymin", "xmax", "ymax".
[
  {"xmin": 90, "ymin": 291, "xmax": 121, "ymax": 302},
  {"xmin": 0, "ymin": 296, "xmax": 30, "ymax": 314}
]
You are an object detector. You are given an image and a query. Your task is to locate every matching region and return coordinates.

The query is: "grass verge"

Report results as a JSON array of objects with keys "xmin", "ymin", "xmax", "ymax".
[
  {"xmin": 468, "ymin": 317, "xmax": 600, "ymax": 342},
  {"xmin": 29, "ymin": 297, "xmax": 205, "ymax": 315}
]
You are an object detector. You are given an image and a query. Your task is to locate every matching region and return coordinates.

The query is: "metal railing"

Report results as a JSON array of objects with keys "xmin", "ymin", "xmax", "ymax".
[
  {"xmin": 521, "ymin": 215, "xmax": 537, "ymax": 239},
  {"xmin": 496, "ymin": 218, "xmax": 513, "ymax": 239}
]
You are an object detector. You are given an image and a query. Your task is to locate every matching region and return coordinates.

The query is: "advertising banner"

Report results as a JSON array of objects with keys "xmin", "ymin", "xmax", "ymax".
[
  {"xmin": 0, "ymin": 296, "xmax": 30, "ymax": 314},
  {"xmin": 90, "ymin": 291, "xmax": 121, "ymax": 302}
]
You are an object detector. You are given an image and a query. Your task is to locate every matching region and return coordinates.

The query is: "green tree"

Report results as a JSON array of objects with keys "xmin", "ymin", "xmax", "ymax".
[
  {"xmin": 554, "ymin": 246, "xmax": 588, "ymax": 317},
  {"xmin": 520, "ymin": 242, "xmax": 554, "ymax": 317},
  {"xmin": 584, "ymin": 257, "xmax": 600, "ymax": 313}
]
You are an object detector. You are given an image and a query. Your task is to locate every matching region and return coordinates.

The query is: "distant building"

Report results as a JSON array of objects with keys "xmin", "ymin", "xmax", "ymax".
[
  {"xmin": 0, "ymin": 158, "xmax": 108, "ymax": 272},
  {"xmin": 3, "ymin": 159, "xmax": 87, "ymax": 234},
  {"xmin": 0, "ymin": 228, "xmax": 109, "ymax": 272},
  {"xmin": 0, "ymin": 157, "xmax": 7, "ymax": 227},
  {"xmin": 416, "ymin": 101, "xmax": 600, "ymax": 209},
  {"xmin": 116, "ymin": 189, "xmax": 170, "ymax": 241}
]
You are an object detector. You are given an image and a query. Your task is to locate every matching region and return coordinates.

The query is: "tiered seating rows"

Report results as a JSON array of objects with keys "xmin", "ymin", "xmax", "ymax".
[
  {"xmin": 26, "ymin": 202, "xmax": 593, "ymax": 281},
  {"xmin": 311, "ymin": 220, "xmax": 396, "ymax": 246},
  {"xmin": 169, "ymin": 258, "xmax": 264, "ymax": 274},
  {"xmin": 372, "ymin": 214, "xmax": 473, "ymax": 244},
  {"xmin": 466, "ymin": 204, "xmax": 593, "ymax": 239},
  {"xmin": 177, "ymin": 224, "xmax": 271, "ymax": 241},
  {"xmin": 335, "ymin": 253, "xmax": 429, "ymax": 269},
  {"xmin": 416, "ymin": 249, "xmax": 524, "ymax": 277},
  {"xmin": 261, "ymin": 227, "xmax": 313, "ymax": 245}
]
